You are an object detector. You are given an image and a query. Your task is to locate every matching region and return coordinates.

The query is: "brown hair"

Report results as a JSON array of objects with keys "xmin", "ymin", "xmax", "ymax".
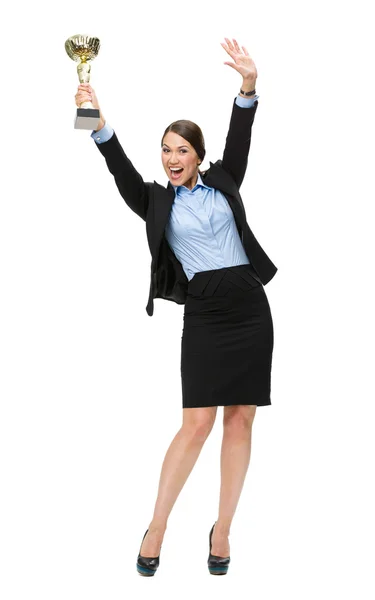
[{"xmin": 161, "ymin": 120, "xmax": 206, "ymax": 174}]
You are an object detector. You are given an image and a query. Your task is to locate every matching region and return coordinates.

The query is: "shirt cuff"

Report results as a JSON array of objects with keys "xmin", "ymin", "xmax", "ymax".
[
  {"xmin": 235, "ymin": 94, "xmax": 259, "ymax": 108},
  {"xmin": 91, "ymin": 121, "xmax": 114, "ymax": 143}
]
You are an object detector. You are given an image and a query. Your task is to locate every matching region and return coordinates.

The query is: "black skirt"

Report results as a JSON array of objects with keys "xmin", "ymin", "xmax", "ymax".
[{"xmin": 181, "ymin": 263, "xmax": 274, "ymax": 409}]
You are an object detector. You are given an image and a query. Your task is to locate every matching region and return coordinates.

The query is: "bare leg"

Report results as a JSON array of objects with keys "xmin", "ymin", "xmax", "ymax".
[
  {"xmin": 211, "ymin": 404, "xmax": 257, "ymax": 557},
  {"xmin": 140, "ymin": 406, "xmax": 218, "ymax": 557}
]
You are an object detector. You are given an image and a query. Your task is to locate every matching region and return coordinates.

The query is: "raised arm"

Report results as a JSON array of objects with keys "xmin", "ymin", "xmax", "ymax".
[
  {"xmin": 220, "ymin": 38, "xmax": 259, "ymax": 189},
  {"xmin": 76, "ymin": 84, "xmax": 150, "ymax": 222}
]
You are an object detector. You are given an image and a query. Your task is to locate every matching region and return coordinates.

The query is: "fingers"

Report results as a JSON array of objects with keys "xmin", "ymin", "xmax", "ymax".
[
  {"xmin": 224, "ymin": 62, "xmax": 239, "ymax": 71},
  {"xmin": 78, "ymin": 83, "xmax": 92, "ymax": 92},
  {"xmin": 220, "ymin": 41, "xmax": 232, "ymax": 57},
  {"xmin": 221, "ymin": 37, "xmax": 235, "ymax": 57},
  {"xmin": 76, "ymin": 90, "xmax": 92, "ymax": 99},
  {"xmin": 221, "ymin": 37, "xmax": 248, "ymax": 57},
  {"xmin": 232, "ymin": 39, "xmax": 241, "ymax": 53},
  {"xmin": 75, "ymin": 84, "xmax": 93, "ymax": 106},
  {"xmin": 224, "ymin": 37, "xmax": 235, "ymax": 52}
]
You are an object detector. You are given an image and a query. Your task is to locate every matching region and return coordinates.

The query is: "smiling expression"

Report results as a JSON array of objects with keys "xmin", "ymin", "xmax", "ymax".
[{"xmin": 161, "ymin": 132, "xmax": 201, "ymax": 191}]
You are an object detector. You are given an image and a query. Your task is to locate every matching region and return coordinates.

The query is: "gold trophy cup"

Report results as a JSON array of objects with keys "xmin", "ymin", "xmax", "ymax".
[{"xmin": 65, "ymin": 34, "xmax": 101, "ymax": 130}]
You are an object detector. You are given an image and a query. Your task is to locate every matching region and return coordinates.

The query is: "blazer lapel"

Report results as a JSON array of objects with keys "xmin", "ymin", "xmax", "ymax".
[
  {"xmin": 203, "ymin": 161, "xmax": 240, "ymax": 197},
  {"xmin": 204, "ymin": 161, "xmax": 247, "ymax": 236},
  {"xmin": 150, "ymin": 180, "xmax": 175, "ymax": 262}
]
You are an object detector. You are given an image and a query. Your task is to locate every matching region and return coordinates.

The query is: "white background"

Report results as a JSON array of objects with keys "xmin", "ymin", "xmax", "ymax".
[{"xmin": 1, "ymin": 0, "xmax": 374, "ymax": 598}]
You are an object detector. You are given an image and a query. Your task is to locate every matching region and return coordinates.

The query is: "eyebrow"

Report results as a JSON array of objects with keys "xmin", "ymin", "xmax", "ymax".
[{"xmin": 162, "ymin": 143, "xmax": 189, "ymax": 149}]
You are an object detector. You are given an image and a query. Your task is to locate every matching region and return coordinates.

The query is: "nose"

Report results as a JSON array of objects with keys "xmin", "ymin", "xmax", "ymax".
[{"xmin": 166, "ymin": 151, "xmax": 180, "ymax": 164}]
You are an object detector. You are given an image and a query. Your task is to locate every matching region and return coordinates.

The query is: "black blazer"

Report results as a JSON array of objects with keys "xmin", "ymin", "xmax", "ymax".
[{"xmin": 94, "ymin": 98, "xmax": 277, "ymax": 316}]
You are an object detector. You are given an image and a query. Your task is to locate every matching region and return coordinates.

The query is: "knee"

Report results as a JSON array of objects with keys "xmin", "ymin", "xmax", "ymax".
[
  {"xmin": 182, "ymin": 411, "xmax": 216, "ymax": 442},
  {"xmin": 223, "ymin": 405, "xmax": 256, "ymax": 435}
]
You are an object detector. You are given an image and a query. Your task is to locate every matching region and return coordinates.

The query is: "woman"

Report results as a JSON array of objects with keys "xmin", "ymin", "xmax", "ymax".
[{"xmin": 75, "ymin": 37, "xmax": 277, "ymax": 576}]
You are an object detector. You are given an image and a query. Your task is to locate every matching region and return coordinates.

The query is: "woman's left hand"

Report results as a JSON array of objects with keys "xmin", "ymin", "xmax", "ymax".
[{"xmin": 221, "ymin": 38, "xmax": 258, "ymax": 82}]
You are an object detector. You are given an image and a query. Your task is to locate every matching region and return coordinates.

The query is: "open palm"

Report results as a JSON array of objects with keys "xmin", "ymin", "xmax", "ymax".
[{"xmin": 221, "ymin": 38, "xmax": 258, "ymax": 81}]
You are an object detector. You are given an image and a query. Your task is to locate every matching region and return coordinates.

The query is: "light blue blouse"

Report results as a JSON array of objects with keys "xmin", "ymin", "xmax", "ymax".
[{"xmin": 92, "ymin": 94, "xmax": 259, "ymax": 281}]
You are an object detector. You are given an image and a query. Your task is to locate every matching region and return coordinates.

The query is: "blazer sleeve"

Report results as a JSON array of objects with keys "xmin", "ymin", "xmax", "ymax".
[
  {"xmin": 94, "ymin": 131, "xmax": 150, "ymax": 222},
  {"xmin": 221, "ymin": 98, "xmax": 258, "ymax": 189}
]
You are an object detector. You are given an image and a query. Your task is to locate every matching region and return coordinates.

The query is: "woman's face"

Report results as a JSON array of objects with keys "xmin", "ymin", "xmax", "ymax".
[{"xmin": 161, "ymin": 132, "xmax": 201, "ymax": 191}]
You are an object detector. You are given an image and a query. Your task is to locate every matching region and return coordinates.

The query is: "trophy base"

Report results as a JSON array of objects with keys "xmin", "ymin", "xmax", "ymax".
[{"xmin": 74, "ymin": 108, "xmax": 101, "ymax": 130}]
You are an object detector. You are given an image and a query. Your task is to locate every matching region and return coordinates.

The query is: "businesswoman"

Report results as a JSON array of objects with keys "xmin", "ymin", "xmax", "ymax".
[{"xmin": 75, "ymin": 37, "xmax": 276, "ymax": 576}]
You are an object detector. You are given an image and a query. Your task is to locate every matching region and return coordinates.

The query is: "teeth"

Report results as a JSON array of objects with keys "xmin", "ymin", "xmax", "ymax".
[{"xmin": 170, "ymin": 168, "xmax": 182, "ymax": 171}]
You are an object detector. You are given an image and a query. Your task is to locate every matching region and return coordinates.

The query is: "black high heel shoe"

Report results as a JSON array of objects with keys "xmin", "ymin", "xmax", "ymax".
[
  {"xmin": 136, "ymin": 529, "xmax": 161, "ymax": 577},
  {"xmin": 207, "ymin": 522, "xmax": 230, "ymax": 575}
]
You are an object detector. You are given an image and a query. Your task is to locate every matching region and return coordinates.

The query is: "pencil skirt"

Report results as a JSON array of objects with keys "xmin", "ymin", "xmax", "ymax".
[{"xmin": 181, "ymin": 263, "xmax": 274, "ymax": 409}]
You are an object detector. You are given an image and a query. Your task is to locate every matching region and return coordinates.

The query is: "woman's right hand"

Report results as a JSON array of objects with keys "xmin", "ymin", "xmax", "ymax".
[{"xmin": 75, "ymin": 83, "xmax": 105, "ymax": 129}]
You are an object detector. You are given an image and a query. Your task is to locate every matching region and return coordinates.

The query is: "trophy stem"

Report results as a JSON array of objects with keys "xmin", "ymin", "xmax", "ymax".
[
  {"xmin": 77, "ymin": 60, "xmax": 94, "ymax": 107},
  {"xmin": 77, "ymin": 61, "xmax": 91, "ymax": 83}
]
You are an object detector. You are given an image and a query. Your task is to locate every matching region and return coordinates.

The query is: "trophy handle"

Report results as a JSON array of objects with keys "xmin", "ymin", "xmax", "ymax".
[{"xmin": 77, "ymin": 62, "xmax": 94, "ymax": 108}]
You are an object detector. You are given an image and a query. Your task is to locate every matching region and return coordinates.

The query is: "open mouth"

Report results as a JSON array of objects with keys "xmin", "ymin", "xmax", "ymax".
[{"xmin": 170, "ymin": 168, "xmax": 184, "ymax": 180}]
